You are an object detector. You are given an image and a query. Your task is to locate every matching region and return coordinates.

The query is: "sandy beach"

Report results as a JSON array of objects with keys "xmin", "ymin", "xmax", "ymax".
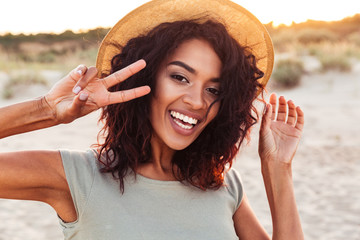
[{"xmin": 0, "ymin": 62, "xmax": 359, "ymax": 239}]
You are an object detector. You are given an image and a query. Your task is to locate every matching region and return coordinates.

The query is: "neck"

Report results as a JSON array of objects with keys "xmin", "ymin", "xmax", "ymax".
[{"xmin": 137, "ymin": 135, "xmax": 177, "ymax": 181}]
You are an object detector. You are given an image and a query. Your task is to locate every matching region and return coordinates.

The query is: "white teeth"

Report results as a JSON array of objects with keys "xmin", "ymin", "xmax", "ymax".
[
  {"xmin": 173, "ymin": 119, "xmax": 193, "ymax": 130},
  {"xmin": 170, "ymin": 111, "xmax": 199, "ymax": 125}
]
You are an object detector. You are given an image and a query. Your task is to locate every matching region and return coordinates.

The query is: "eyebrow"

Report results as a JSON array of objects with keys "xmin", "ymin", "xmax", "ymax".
[
  {"xmin": 168, "ymin": 61, "xmax": 196, "ymax": 74},
  {"xmin": 168, "ymin": 60, "xmax": 220, "ymax": 82}
]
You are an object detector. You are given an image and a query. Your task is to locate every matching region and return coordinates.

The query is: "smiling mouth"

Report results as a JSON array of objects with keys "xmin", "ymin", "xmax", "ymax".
[{"xmin": 170, "ymin": 110, "xmax": 199, "ymax": 130}]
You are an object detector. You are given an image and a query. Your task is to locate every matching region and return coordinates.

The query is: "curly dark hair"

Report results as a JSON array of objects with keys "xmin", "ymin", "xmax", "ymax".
[{"xmin": 97, "ymin": 19, "xmax": 264, "ymax": 193}]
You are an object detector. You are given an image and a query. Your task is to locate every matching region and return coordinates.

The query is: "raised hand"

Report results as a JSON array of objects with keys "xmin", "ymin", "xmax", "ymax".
[
  {"xmin": 258, "ymin": 93, "xmax": 304, "ymax": 165},
  {"xmin": 44, "ymin": 59, "xmax": 151, "ymax": 124}
]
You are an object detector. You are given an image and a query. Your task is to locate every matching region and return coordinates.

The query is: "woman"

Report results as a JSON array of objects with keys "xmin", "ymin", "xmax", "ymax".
[{"xmin": 0, "ymin": 0, "xmax": 304, "ymax": 239}]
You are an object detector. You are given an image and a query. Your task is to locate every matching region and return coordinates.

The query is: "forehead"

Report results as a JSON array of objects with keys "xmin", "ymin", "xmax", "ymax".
[{"xmin": 165, "ymin": 39, "xmax": 222, "ymax": 78}]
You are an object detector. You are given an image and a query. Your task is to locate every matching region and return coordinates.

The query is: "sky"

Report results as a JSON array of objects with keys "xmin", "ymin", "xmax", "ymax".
[{"xmin": 1, "ymin": 0, "xmax": 359, "ymax": 35}]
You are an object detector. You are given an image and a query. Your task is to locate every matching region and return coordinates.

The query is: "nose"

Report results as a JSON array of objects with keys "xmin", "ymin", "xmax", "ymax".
[{"xmin": 182, "ymin": 85, "xmax": 207, "ymax": 110}]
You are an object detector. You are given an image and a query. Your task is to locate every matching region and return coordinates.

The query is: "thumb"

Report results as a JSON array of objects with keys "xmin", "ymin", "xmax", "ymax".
[
  {"xmin": 260, "ymin": 103, "xmax": 272, "ymax": 133},
  {"xmin": 65, "ymin": 92, "xmax": 89, "ymax": 122},
  {"xmin": 258, "ymin": 103, "xmax": 274, "ymax": 159}
]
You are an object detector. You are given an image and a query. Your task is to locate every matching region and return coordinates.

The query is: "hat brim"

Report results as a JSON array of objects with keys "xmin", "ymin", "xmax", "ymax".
[{"xmin": 96, "ymin": 0, "xmax": 274, "ymax": 87}]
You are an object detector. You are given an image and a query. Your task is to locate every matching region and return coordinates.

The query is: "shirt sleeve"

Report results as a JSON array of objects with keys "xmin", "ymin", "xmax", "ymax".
[
  {"xmin": 224, "ymin": 168, "xmax": 244, "ymax": 213},
  {"xmin": 59, "ymin": 149, "xmax": 98, "ymax": 223}
]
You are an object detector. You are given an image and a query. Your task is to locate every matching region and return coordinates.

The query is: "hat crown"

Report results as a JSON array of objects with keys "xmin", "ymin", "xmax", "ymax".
[{"xmin": 96, "ymin": 0, "xmax": 274, "ymax": 87}]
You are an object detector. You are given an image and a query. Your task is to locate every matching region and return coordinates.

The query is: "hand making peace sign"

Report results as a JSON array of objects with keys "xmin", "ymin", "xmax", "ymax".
[{"xmin": 44, "ymin": 59, "xmax": 151, "ymax": 124}]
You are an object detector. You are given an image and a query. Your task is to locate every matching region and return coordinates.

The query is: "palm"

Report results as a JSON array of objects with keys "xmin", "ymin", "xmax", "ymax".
[
  {"xmin": 48, "ymin": 77, "xmax": 106, "ymax": 119},
  {"xmin": 259, "ymin": 94, "xmax": 304, "ymax": 164}
]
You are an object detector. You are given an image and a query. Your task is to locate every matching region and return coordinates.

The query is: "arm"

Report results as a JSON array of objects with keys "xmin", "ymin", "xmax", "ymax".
[
  {"xmin": 0, "ymin": 96, "xmax": 57, "ymax": 139},
  {"xmin": 259, "ymin": 94, "xmax": 304, "ymax": 240},
  {"xmin": 233, "ymin": 193, "xmax": 270, "ymax": 240},
  {"xmin": 234, "ymin": 93, "xmax": 304, "ymax": 240},
  {"xmin": 0, "ymin": 60, "xmax": 150, "ymax": 221},
  {"xmin": 0, "ymin": 60, "xmax": 150, "ymax": 138},
  {"xmin": 0, "ymin": 64, "xmax": 89, "ymax": 138}
]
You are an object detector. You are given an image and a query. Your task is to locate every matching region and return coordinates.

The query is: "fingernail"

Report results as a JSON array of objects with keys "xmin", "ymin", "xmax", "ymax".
[
  {"xmin": 77, "ymin": 69, "xmax": 83, "ymax": 75},
  {"xmin": 79, "ymin": 92, "xmax": 88, "ymax": 101},
  {"xmin": 73, "ymin": 86, "xmax": 81, "ymax": 94}
]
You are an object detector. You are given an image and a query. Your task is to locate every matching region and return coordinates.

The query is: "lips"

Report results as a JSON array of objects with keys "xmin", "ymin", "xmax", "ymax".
[{"xmin": 170, "ymin": 110, "xmax": 200, "ymax": 130}]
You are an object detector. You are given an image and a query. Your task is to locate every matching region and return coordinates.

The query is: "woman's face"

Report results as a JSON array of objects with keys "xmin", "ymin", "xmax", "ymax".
[{"xmin": 150, "ymin": 38, "xmax": 222, "ymax": 151}]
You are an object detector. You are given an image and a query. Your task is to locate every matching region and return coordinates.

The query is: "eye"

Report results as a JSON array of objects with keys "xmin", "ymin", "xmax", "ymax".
[
  {"xmin": 206, "ymin": 87, "xmax": 220, "ymax": 96},
  {"xmin": 171, "ymin": 74, "xmax": 189, "ymax": 83}
]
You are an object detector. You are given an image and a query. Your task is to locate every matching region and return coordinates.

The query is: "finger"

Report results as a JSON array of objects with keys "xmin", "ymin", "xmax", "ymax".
[
  {"xmin": 269, "ymin": 93, "xmax": 277, "ymax": 120},
  {"xmin": 67, "ymin": 91, "xmax": 89, "ymax": 117},
  {"xmin": 102, "ymin": 59, "xmax": 146, "ymax": 88},
  {"xmin": 260, "ymin": 103, "xmax": 272, "ymax": 132},
  {"xmin": 286, "ymin": 100, "xmax": 297, "ymax": 126},
  {"xmin": 107, "ymin": 86, "xmax": 151, "ymax": 105},
  {"xmin": 69, "ymin": 65, "xmax": 87, "ymax": 88},
  {"xmin": 295, "ymin": 106, "xmax": 305, "ymax": 131},
  {"xmin": 276, "ymin": 96, "xmax": 287, "ymax": 122},
  {"xmin": 72, "ymin": 67, "xmax": 98, "ymax": 94}
]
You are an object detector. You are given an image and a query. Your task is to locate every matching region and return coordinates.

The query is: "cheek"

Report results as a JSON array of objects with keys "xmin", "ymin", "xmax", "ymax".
[
  {"xmin": 204, "ymin": 102, "xmax": 220, "ymax": 126},
  {"xmin": 150, "ymin": 82, "xmax": 169, "ymax": 110},
  {"xmin": 149, "ymin": 96, "xmax": 165, "ymax": 126},
  {"xmin": 153, "ymin": 85, "xmax": 181, "ymax": 110}
]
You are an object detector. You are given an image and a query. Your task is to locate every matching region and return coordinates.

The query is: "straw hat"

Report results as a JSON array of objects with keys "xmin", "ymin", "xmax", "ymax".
[{"xmin": 96, "ymin": 0, "xmax": 274, "ymax": 86}]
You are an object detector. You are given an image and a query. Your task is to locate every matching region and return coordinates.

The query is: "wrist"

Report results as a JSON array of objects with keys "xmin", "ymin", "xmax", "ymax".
[
  {"xmin": 261, "ymin": 159, "xmax": 293, "ymax": 180},
  {"xmin": 38, "ymin": 95, "xmax": 58, "ymax": 124},
  {"xmin": 0, "ymin": 97, "xmax": 59, "ymax": 139}
]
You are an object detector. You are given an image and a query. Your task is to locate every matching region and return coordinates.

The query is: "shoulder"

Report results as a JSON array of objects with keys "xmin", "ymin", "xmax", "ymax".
[
  {"xmin": 59, "ymin": 148, "xmax": 99, "ymax": 188},
  {"xmin": 59, "ymin": 148, "xmax": 98, "ymax": 163},
  {"xmin": 224, "ymin": 167, "xmax": 242, "ymax": 187},
  {"xmin": 224, "ymin": 167, "xmax": 244, "ymax": 210},
  {"xmin": 59, "ymin": 148, "xmax": 98, "ymax": 169},
  {"xmin": 58, "ymin": 149, "xmax": 100, "ymax": 223}
]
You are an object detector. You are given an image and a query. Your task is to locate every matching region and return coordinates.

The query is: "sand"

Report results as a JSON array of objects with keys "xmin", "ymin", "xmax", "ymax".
[{"xmin": 0, "ymin": 64, "xmax": 359, "ymax": 239}]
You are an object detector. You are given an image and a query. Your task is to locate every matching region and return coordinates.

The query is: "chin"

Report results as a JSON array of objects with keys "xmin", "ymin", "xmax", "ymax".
[
  {"xmin": 168, "ymin": 142, "xmax": 191, "ymax": 151},
  {"xmin": 166, "ymin": 137, "xmax": 196, "ymax": 151}
]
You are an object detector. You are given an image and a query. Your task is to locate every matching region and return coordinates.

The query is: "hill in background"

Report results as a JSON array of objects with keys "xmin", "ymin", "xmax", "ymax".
[
  {"xmin": 1, "ymin": 13, "xmax": 359, "ymax": 59},
  {"xmin": 0, "ymin": 14, "xmax": 359, "ymax": 98}
]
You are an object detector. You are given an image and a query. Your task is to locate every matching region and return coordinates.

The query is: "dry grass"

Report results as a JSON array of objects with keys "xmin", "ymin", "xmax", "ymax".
[
  {"xmin": 0, "ymin": 43, "xmax": 98, "ymax": 99},
  {"xmin": 272, "ymin": 59, "xmax": 305, "ymax": 87},
  {"xmin": 1, "ymin": 23, "xmax": 360, "ymax": 99},
  {"xmin": 271, "ymin": 28, "xmax": 360, "ymax": 74},
  {"xmin": 2, "ymin": 71, "xmax": 48, "ymax": 99}
]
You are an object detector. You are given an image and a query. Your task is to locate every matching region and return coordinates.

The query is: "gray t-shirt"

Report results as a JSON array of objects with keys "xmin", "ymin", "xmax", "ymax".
[{"xmin": 59, "ymin": 149, "xmax": 243, "ymax": 240}]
